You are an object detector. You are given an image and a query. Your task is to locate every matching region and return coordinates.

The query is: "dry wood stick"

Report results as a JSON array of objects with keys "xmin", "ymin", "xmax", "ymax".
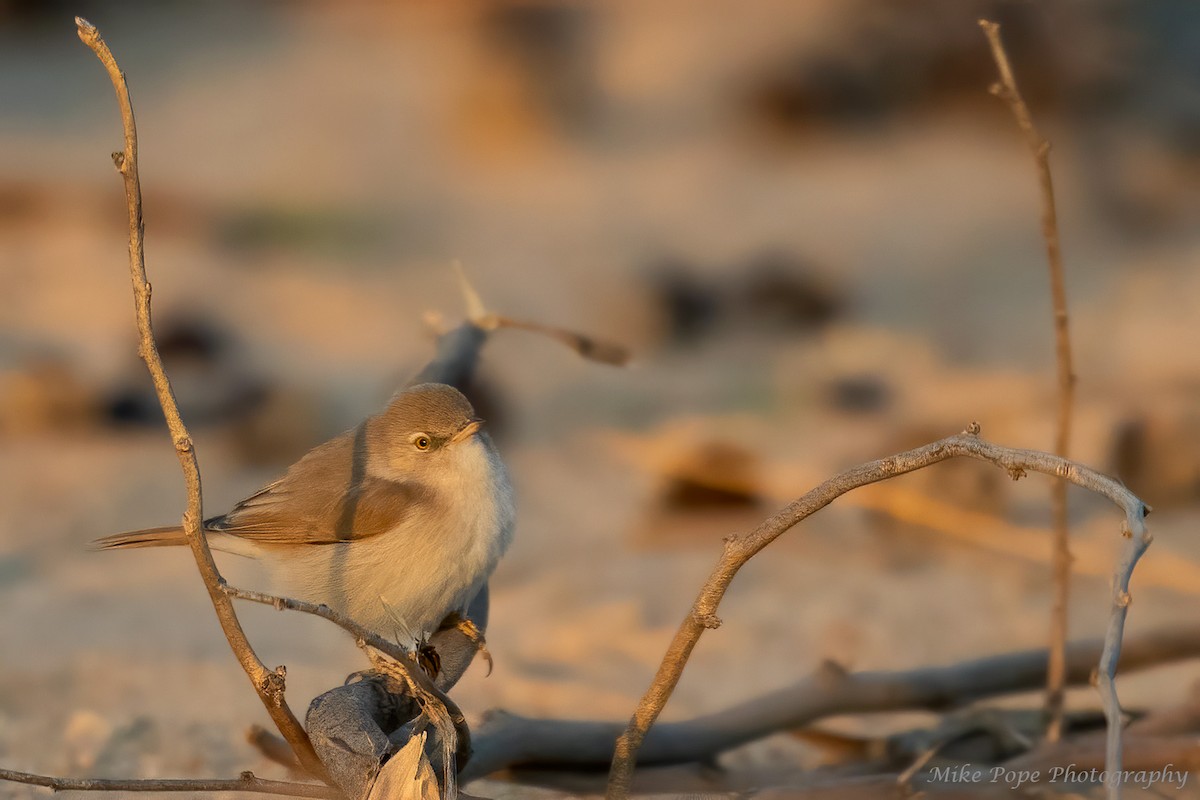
[
  {"xmin": 450, "ymin": 262, "xmax": 631, "ymax": 367},
  {"xmin": 222, "ymin": 584, "xmax": 472, "ymax": 775},
  {"xmin": 73, "ymin": 16, "xmax": 330, "ymax": 785},
  {"xmin": 0, "ymin": 768, "xmax": 340, "ymax": 798},
  {"xmin": 464, "ymin": 621, "xmax": 1200, "ymax": 779},
  {"xmin": 978, "ymin": 18, "xmax": 1077, "ymax": 745},
  {"xmin": 604, "ymin": 425, "xmax": 1148, "ymax": 799}
]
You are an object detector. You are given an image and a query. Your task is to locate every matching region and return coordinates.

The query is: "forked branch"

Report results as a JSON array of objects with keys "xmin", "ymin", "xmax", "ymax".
[
  {"xmin": 221, "ymin": 583, "xmax": 472, "ymax": 776},
  {"xmin": 604, "ymin": 425, "xmax": 1149, "ymax": 799}
]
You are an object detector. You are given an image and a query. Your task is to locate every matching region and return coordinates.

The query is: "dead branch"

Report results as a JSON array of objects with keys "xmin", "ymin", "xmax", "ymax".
[
  {"xmin": 221, "ymin": 586, "xmax": 472, "ymax": 778},
  {"xmin": 604, "ymin": 424, "xmax": 1149, "ymax": 799},
  {"xmin": 247, "ymin": 725, "xmax": 303, "ymax": 773},
  {"xmin": 462, "ymin": 622, "xmax": 1198, "ymax": 780},
  {"xmin": 413, "ymin": 322, "xmax": 490, "ymax": 388},
  {"xmin": 0, "ymin": 768, "xmax": 340, "ymax": 798},
  {"xmin": 73, "ymin": 16, "xmax": 329, "ymax": 784},
  {"xmin": 224, "ymin": 582, "xmax": 490, "ymax": 793},
  {"xmin": 484, "ymin": 314, "xmax": 631, "ymax": 367},
  {"xmin": 450, "ymin": 262, "xmax": 631, "ymax": 367},
  {"xmin": 979, "ymin": 17, "xmax": 1077, "ymax": 747}
]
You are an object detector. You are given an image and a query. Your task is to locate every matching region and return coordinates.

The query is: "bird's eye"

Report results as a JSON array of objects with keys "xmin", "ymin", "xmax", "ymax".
[{"xmin": 414, "ymin": 436, "xmax": 431, "ymax": 451}]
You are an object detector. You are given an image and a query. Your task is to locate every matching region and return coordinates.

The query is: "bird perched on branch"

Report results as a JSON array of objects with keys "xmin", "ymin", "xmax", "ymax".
[{"xmin": 94, "ymin": 382, "xmax": 515, "ymax": 663}]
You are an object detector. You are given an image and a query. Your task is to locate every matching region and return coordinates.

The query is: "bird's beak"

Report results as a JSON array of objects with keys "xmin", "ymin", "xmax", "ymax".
[{"xmin": 450, "ymin": 418, "xmax": 484, "ymax": 444}]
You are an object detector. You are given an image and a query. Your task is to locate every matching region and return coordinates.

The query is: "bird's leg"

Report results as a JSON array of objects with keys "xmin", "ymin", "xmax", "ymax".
[
  {"xmin": 438, "ymin": 613, "xmax": 493, "ymax": 676},
  {"xmin": 416, "ymin": 641, "xmax": 442, "ymax": 680}
]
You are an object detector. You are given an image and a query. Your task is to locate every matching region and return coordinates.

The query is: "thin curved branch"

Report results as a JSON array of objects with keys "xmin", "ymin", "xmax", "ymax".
[
  {"xmin": 221, "ymin": 584, "xmax": 472, "ymax": 774},
  {"xmin": 604, "ymin": 425, "xmax": 1149, "ymax": 799},
  {"xmin": 73, "ymin": 17, "xmax": 328, "ymax": 783},
  {"xmin": 451, "ymin": 261, "xmax": 630, "ymax": 367},
  {"xmin": 979, "ymin": 16, "xmax": 1077, "ymax": 746},
  {"xmin": 0, "ymin": 768, "xmax": 339, "ymax": 798}
]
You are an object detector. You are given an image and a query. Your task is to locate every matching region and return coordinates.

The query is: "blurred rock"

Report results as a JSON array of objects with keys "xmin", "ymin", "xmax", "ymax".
[
  {"xmin": 604, "ymin": 422, "xmax": 771, "ymax": 546},
  {"xmin": 646, "ymin": 251, "xmax": 846, "ymax": 348},
  {"xmin": 0, "ymin": 183, "xmax": 48, "ymax": 228},
  {"xmin": 1082, "ymin": 124, "xmax": 1200, "ymax": 236},
  {"xmin": 659, "ymin": 439, "xmax": 765, "ymax": 512},
  {"xmin": 478, "ymin": 1, "xmax": 599, "ymax": 137},
  {"xmin": 739, "ymin": 0, "xmax": 1072, "ymax": 143},
  {"xmin": 635, "ymin": 438, "xmax": 768, "ymax": 547},
  {"xmin": 104, "ymin": 315, "xmax": 268, "ymax": 429},
  {"xmin": 0, "ymin": 356, "xmax": 98, "ymax": 435},
  {"xmin": 1074, "ymin": 1, "xmax": 1200, "ymax": 234},
  {"xmin": 738, "ymin": 251, "xmax": 845, "ymax": 333},
  {"xmin": 0, "ymin": 0, "xmax": 98, "ymax": 29},
  {"xmin": 91, "ymin": 716, "xmax": 157, "ymax": 778},
  {"xmin": 824, "ymin": 374, "xmax": 892, "ymax": 415},
  {"xmin": 63, "ymin": 709, "xmax": 112, "ymax": 772},
  {"xmin": 455, "ymin": 1, "xmax": 599, "ymax": 158},
  {"xmin": 1110, "ymin": 408, "xmax": 1200, "ymax": 510},
  {"xmin": 647, "ymin": 260, "xmax": 724, "ymax": 346},
  {"xmin": 227, "ymin": 384, "xmax": 325, "ymax": 467}
]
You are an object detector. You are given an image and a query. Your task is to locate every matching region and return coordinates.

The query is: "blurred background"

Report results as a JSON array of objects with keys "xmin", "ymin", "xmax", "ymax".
[{"xmin": 1, "ymin": 1, "xmax": 1198, "ymax": 796}]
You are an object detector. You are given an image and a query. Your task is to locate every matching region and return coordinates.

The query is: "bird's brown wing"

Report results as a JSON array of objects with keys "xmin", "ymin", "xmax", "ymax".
[{"xmin": 207, "ymin": 428, "xmax": 434, "ymax": 545}]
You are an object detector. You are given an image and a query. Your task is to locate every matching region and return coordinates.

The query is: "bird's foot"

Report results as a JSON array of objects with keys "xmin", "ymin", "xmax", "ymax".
[
  {"xmin": 441, "ymin": 614, "xmax": 493, "ymax": 676},
  {"xmin": 416, "ymin": 642, "xmax": 441, "ymax": 680}
]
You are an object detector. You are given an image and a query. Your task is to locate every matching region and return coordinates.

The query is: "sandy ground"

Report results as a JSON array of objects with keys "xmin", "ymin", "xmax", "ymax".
[{"xmin": 1, "ymin": 2, "xmax": 1198, "ymax": 798}]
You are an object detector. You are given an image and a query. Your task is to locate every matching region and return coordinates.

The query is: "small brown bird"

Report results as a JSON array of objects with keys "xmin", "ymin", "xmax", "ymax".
[{"xmin": 94, "ymin": 383, "xmax": 515, "ymax": 647}]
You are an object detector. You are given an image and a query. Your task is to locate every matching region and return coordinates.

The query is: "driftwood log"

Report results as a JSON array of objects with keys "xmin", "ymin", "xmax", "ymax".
[
  {"xmin": 307, "ymin": 586, "xmax": 490, "ymax": 799},
  {"xmin": 298, "ymin": 619, "xmax": 1200, "ymax": 794}
]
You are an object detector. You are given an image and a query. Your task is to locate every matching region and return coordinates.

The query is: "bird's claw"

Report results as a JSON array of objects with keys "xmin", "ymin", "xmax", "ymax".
[
  {"xmin": 444, "ymin": 615, "xmax": 493, "ymax": 676},
  {"xmin": 416, "ymin": 642, "xmax": 441, "ymax": 680}
]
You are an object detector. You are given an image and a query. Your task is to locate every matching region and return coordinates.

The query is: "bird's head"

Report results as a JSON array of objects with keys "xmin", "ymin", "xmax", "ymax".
[{"xmin": 369, "ymin": 383, "xmax": 486, "ymax": 481}]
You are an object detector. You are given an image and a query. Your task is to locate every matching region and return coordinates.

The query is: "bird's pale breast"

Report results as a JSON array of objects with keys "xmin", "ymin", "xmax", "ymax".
[{"xmin": 256, "ymin": 432, "xmax": 513, "ymax": 644}]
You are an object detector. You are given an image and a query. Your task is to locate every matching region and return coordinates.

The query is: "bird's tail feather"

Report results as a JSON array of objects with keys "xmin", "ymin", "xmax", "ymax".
[{"xmin": 91, "ymin": 526, "xmax": 189, "ymax": 550}]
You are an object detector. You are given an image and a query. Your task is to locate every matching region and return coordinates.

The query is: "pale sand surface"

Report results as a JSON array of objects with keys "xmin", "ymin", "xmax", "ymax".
[{"xmin": 1, "ymin": 3, "xmax": 1198, "ymax": 797}]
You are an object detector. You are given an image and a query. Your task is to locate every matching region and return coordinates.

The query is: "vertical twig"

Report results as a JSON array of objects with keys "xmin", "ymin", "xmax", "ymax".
[
  {"xmin": 978, "ymin": 19, "xmax": 1076, "ymax": 744},
  {"xmin": 74, "ymin": 17, "xmax": 331, "ymax": 785}
]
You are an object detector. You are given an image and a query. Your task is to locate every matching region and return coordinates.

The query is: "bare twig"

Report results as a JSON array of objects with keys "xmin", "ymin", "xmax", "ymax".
[
  {"xmin": 487, "ymin": 314, "xmax": 632, "ymax": 366},
  {"xmin": 452, "ymin": 262, "xmax": 631, "ymax": 366},
  {"xmin": 0, "ymin": 768, "xmax": 340, "ymax": 798},
  {"xmin": 73, "ymin": 17, "xmax": 329, "ymax": 783},
  {"xmin": 222, "ymin": 584, "xmax": 472, "ymax": 775},
  {"xmin": 978, "ymin": 18, "xmax": 1077, "ymax": 745},
  {"xmin": 247, "ymin": 725, "xmax": 302, "ymax": 773},
  {"xmin": 604, "ymin": 425, "xmax": 1148, "ymax": 799},
  {"xmin": 464, "ymin": 621, "xmax": 1199, "ymax": 780},
  {"xmin": 896, "ymin": 743, "xmax": 943, "ymax": 791}
]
